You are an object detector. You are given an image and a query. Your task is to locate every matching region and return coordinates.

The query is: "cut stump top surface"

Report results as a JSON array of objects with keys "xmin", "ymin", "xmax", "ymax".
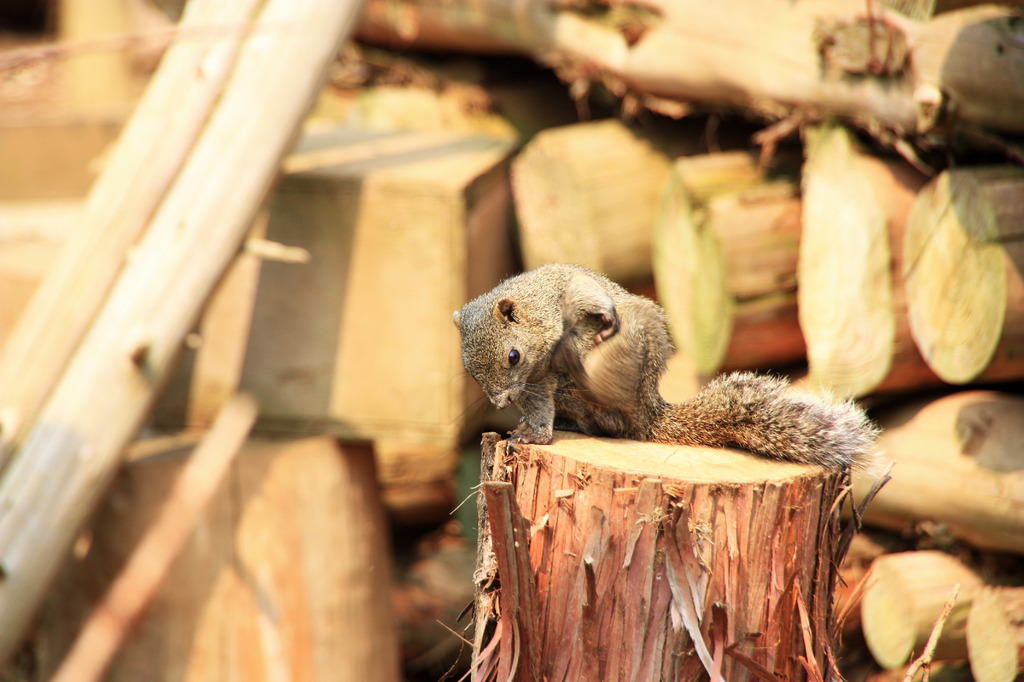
[{"xmin": 537, "ymin": 430, "xmax": 822, "ymax": 484}]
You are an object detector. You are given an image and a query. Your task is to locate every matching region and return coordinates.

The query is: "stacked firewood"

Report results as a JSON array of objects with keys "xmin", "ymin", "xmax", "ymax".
[
  {"xmin": 1, "ymin": 0, "xmax": 1022, "ymax": 679},
  {"xmin": 353, "ymin": 0, "xmax": 1024, "ymax": 677}
]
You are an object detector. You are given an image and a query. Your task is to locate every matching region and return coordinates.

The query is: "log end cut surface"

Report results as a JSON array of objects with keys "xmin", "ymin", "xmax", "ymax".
[
  {"xmin": 904, "ymin": 167, "xmax": 1024, "ymax": 383},
  {"xmin": 546, "ymin": 430, "xmax": 820, "ymax": 484}
]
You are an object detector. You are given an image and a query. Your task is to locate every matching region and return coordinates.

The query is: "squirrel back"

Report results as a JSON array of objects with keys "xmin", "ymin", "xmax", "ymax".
[{"xmin": 454, "ymin": 264, "xmax": 877, "ymax": 468}]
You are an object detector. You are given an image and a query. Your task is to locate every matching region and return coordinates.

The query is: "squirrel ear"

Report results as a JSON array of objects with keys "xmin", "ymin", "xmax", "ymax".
[
  {"xmin": 494, "ymin": 298, "xmax": 518, "ymax": 324},
  {"xmin": 452, "ymin": 310, "xmax": 462, "ymax": 328}
]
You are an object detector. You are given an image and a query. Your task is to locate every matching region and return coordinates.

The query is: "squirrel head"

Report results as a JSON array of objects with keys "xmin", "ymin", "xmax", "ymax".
[{"xmin": 452, "ymin": 294, "xmax": 551, "ymax": 409}]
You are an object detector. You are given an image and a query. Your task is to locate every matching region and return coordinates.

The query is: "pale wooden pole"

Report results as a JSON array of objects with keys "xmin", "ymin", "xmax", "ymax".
[
  {"xmin": 0, "ymin": 0, "xmax": 363, "ymax": 665},
  {"xmin": 0, "ymin": 0, "xmax": 261, "ymax": 463}
]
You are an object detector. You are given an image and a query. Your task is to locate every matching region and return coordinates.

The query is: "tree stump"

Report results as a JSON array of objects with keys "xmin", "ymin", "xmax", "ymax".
[{"xmin": 471, "ymin": 432, "xmax": 854, "ymax": 681}]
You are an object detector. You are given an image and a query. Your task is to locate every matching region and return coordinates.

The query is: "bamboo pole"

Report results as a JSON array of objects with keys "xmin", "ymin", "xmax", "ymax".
[
  {"xmin": 0, "ymin": 0, "xmax": 362, "ymax": 666},
  {"xmin": 0, "ymin": 0, "xmax": 261, "ymax": 464}
]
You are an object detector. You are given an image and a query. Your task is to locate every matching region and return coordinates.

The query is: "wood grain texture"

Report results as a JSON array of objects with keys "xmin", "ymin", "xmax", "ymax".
[
  {"xmin": 903, "ymin": 165, "xmax": 1024, "ymax": 385},
  {"xmin": 512, "ymin": 119, "xmax": 672, "ymax": 284},
  {"xmin": 39, "ymin": 437, "xmax": 400, "ymax": 682},
  {"xmin": 861, "ymin": 551, "xmax": 983, "ymax": 669},
  {"xmin": 853, "ymin": 391, "xmax": 1024, "ymax": 555},
  {"xmin": 967, "ymin": 586, "xmax": 1024, "ymax": 682},
  {"xmin": 799, "ymin": 123, "xmax": 934, "ymax": 397},
  {"xmin": 654, "ymin": 152, "xmax": 805, "ymax": 374},
  {"xmin": 473, "ymin": 432, "xmax": 851, "ymax": 681},
  {"xmin": 0, "ymin": 0, "xmax": 362, "ymax": 665}
]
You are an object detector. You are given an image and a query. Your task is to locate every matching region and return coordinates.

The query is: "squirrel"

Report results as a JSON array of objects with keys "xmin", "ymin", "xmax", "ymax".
[{"xmin": 452, "ymin": 263, "xmax": 878, "ymax": 469}]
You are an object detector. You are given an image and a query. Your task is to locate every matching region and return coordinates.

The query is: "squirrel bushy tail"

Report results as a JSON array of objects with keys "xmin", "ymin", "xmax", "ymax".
[{"xmin": 647, "ymin": 372, "xmax": 878, "ymax": 468}]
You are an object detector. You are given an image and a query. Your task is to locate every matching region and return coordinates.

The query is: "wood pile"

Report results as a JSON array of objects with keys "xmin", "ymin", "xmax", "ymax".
[{"xmin": 0, "ymin": 0, "xmax": 1022, "ymax": 680}]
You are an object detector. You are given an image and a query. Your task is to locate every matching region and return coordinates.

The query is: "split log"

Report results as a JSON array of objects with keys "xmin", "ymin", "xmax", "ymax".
[
  {"xmin": 653, "ymin": 151, "xmax": 805, "ymax": 374},
  {"xmin": 0, "ymin": 0, "xmax": 362, "ymax": 667},
  {"xmin": 38, "ymin": 436, "xmax": 400, "ymax": 682},
  {"xmin": 357, "ymin": 0, "xmax": 1024, "ymax": 138},
  {"xmin": 852, "ymin": 391, "xmax": 1024, "ymax": 554},
  {"xmin": 798, "ymin": 123, "xmax": 934, "ymax": 398},
  {"xmin": 472, "ymin": 431, "xmax": 853, "ymax": 680},
  {"xmin": 511, "ymin": 119, "xmax": 672, "ymax": 284},
  {"xmin": 861, "ymin": 550, "xmax": 983, "ymax": 669},
  {"xmin": 967, "ymin": 586, "xmax": 1024, "ymax": 682},
  {"xmin": 903, "ymin": 165, "xmax": 1024, "ymax": 384}
]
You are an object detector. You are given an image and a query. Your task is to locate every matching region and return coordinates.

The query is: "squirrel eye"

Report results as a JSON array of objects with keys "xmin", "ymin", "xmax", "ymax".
[{"xmin": 508, "ymin": 349, "xmax": 521, "ymax": 367}]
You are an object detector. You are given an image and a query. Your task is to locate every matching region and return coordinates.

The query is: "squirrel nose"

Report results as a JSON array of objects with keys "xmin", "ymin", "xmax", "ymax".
[{"xmin": 492, "ymin": 391, "xmax": 513, "ymax": 410}]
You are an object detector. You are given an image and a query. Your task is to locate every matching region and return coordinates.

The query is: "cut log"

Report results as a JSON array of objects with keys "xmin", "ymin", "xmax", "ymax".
[
  {"xmin": 0, "ymin": 0, "xmax": 362, "ymax": 667},
  {"xmin": 472, "ymin": 431, "xmax": 853, "ymax": 680},
  {"xmin": 852, "ymin": 391, "xmax": 1024, "ymax": 554},
  {"xmin": 38, "ymin": 436, "xmax": 400, "ymax": 681},
  {"xmin": 903, "ymin": 165, "xmax": 1024, "ymax": 384},
  {"xmin": 49, "ymin": 395, "xmax": 257, "ymax": 682},
  {"xmin": 861, "ymin": 550, "xmax": 983, "ymax": 669},
  {"xmin": 511, "ymin": 119, "xmax": 673, "ymax": 284},
  {"xmin": 967, "ymin": 586, "xmax": 1024, "ymax": 682},
  {"xmin": 798, "ymin": 123, "xmax": 934, "ymax": 398},
  {"xmin": 311, "ymin": 81, "xmax": 520, "ymax": 141},
  {"xmin": 882, "ymin": 0, "xmax": 1001, "ymax": 21},
  {"xmin": 357, "ymin": 1, "xmax": 1024, "ymax": 138},
  {"xmin": 653, "ymin": 151, "xmax": 804, "ymax": 374}
]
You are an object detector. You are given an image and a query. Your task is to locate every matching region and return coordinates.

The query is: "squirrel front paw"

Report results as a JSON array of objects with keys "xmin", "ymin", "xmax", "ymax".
[{"xmin": 507, "ymin": 418, "xmax": 554, "ymax": 452}]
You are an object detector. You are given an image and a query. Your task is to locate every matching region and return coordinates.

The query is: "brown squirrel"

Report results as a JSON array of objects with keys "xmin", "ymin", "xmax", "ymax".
[{"xmin": 453, "ymin": 263, "xmax": 877, "ymax": 468}]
